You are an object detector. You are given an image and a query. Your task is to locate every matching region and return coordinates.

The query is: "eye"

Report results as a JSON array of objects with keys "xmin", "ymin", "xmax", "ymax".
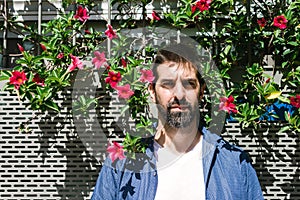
[
  {"xmin": 183, "ymin": 80, "xmax": 197, "ymax": 89},
  {"xmin": 160, "ymin": 80, "xmax": 174, "ymax": 88}
]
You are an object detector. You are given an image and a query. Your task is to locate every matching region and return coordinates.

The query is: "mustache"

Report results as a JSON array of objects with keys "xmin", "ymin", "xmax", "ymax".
[{"xmin": 167, "ymin": 99, "xmax": 192, "ymax": 109}]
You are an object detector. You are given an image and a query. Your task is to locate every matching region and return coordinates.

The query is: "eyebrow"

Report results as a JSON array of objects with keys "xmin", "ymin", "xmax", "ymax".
[{"xmin": 158, "ymin": 78, "xmax": 198, "ymax": 82}]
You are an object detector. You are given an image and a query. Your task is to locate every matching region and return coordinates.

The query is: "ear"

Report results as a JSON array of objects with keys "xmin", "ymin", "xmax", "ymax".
[
  {"xmin": 148, "ymin": 83, "xmax": 156, "ymax": 103},
  {"xmin": 199, "ymin": 82, "xmax": 206, "ymax": 100}
]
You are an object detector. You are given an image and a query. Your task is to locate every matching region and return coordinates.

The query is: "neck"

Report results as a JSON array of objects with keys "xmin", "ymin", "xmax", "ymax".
[{"xmin": 155, "ymin": 119, "xmax": 201, "ymax": 154}]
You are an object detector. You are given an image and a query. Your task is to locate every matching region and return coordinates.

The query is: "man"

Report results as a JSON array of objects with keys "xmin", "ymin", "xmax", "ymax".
[{"xmin": 91, "ymin": 44, "xmax": 264, "ymax": 200}]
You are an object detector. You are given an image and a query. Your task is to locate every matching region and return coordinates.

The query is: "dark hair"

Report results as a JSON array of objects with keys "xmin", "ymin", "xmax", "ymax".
[{"xmin": 152, "ymin": 44, "xmax": 205, "ymax": 87}]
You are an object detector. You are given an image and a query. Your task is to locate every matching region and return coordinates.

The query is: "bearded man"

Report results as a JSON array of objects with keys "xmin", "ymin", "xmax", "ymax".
[{"xmin": 91, "ymin": 44, "xmax": 264, "ymax": 200}]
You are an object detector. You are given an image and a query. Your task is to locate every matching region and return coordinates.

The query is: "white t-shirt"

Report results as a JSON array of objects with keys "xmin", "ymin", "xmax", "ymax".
[{"xmin": 154, "ymin": 138, "xmax": 206, "ymax": 200}]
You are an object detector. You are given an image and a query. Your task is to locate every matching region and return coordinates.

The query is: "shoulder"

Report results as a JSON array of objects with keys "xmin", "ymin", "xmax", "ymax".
[
  {"xmin": 216, "ymin": 138, "xmax": 252, "ymax": 164},
  {"xmin": 102, "ymin": 143, "xmax": 156, "ymax": 175},
  {"xmin": 202, "ymin": 128, "xmax": 264, "ymax": 199},
  {"xmin": 202, "ymin": 127, "xmax": 252, "ymax": 165}
]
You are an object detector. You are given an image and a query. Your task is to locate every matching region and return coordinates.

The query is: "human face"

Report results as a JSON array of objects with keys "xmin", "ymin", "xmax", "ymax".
[{"xmin": 149, "ymin": 61, "xmax": 201, "ymax": 128}]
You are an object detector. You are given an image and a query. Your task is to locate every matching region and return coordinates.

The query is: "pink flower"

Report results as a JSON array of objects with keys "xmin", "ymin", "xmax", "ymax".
[
  {"xmin": 192, "ymin": 0, "xmax": 212, "ymax": 13},
  {"xmin": 33, "ymin": 73, "xmax": 45, "ymax": 86},
  {"xmin": 121, "ymin": 58, "xmax": 127, "ymax": 68},
  {"xmin": 105, "ymin": 24, "xmax": 117, "ymax": 40},
  {"xmin": 105, "ymin": 71, "xmax": 122, "ymax": 88},
  {"xmin": 290, "ymin": 94, "xmax": 300, "ymax": 108},
  {"xmin": 116, "ymin": 84, "xmax": 134, "ymax": 99},
  {"xmin": 74, "ymin": 5, "xmax": 89, "ymax": 22},
  {"xmin": 139, "ymin": 69, "xmax": 155, "ymax": 83},
  {"xmin": 219, "ymin": 95, "xmax": 238, "ymax": 114},
  {"xmin": 257, "ymin": 18, "xmax": 267, "ymax": 28},
  {"xmin": 9, "ymin": 71, "xmax": 27, "ymax": 89},
  {"xmin": 273, "ymin": 15, "xmax": 288, "ymax": 30},
  {"xmin": 57, "ymin": 52, "xmax": 64, "ymax": 59},
  {"xmin": 17, "ymin": 43, "xmax": 24, "ymax": 53},
  {"xmin": 92, "ymin": 51, "xmax": 107, "ymax": 69},
  {"xmin": 107, "ymin": 141, "xmax": 126, "ymax": 163},
  {"xmin": 151, "ymin": 11, "xmax": 161, "ymax": 21},
  {"xmin": 67, "ymin": 54, "xmax": 83, "ymax": 72}
]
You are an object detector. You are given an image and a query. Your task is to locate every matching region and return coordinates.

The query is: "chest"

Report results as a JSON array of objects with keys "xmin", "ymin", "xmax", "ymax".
[{"xmin": 154, "ymin": 143, "xmax": 205, "ymax": 200}]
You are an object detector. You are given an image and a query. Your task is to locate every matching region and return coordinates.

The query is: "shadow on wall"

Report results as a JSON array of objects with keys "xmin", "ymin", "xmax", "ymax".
[
  {"xmin": 37, "ymin": 111, "xmax": 101, "ymax": 199},
  {"xmin": 55, "ymin": 134, "xmax": 100, "ymax": 199},
  {"xmin": 36, "ymin": 80, "xmax": 126, "ymax": 199},
  {"xmin": 239, "ymin": 125, "xmax": 300, "ymax": 199},
  {"xmin": 36, "ymin": 87, "xmax": 102, "ymax": 199}
]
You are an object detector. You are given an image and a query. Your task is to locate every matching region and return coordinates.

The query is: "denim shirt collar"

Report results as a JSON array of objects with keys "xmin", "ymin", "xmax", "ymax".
[{"xmin": 201, "ymin": 127, "xmax": 221, "ymax": 185}]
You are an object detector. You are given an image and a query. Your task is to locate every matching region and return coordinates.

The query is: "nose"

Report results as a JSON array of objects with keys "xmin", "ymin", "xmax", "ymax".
[{"xmin": 172, "ymin": 82, "xmax": 186, "ymax": 101}]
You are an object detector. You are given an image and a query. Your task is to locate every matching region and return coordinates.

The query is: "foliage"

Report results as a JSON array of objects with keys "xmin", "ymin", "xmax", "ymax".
[
  {"xmin": 156, "ymin": 0, "xmax": 300, "ymax": 131},
  {"xmin": 1, "ymin": 5, "xmax": 103, "ymax": 112},
  {"xmin": 0, "ymin": 0, "xmax": 299, "ymax": 159}
]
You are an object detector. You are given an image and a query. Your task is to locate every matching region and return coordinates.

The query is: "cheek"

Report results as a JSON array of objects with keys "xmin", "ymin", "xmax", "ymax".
[
  {"xmin": 155, "ymin": 90, "xmax": 173, "ymax": 104},
  {"xmin": 187, "ymin": 92, "xmax": 200, "ymax": 103}
]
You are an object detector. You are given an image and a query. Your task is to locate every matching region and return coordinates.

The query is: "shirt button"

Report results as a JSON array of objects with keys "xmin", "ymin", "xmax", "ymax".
[{"xmin": 153, "ymin": 171, "xmax": 157, "ymax": 176}]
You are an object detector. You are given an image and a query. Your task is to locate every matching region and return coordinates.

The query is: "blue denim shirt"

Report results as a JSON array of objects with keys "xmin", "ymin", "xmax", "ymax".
[{"xmin": 92, "ymin": 128, "xmax": 264, "ymax": 200}]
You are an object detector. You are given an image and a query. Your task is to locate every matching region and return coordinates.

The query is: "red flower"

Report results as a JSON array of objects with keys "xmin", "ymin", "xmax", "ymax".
[
  {"xmin": 17, "ymin": 43, "xmax": 24, "ymax": 53},
  {"xmin": 84, "ymin": 29, "xmax": 91, "ymax": 34},
  {"xmin": 257, "ymin": 18, "xmax": 267, "ymax": 28},
  {"xmin": 40, "ymin": 43, "xmax": 47, "ymax": 51},
  {"xmin": 67, "ymin": 54, "xmax": 83, "ymax": 72},
  {"xmin": 115, "ymin": 84, "xmax": 134, "ymax": 99},
  {"xmin": 290, "ymin": 95, "xmax": 300, "ymax": 108},
  {"xmin": 107, "ymin": 141, "xmax": 126, "ymax": 163},
  {"xmin": 219, "ymin": 95, "xmax": 238, "ymax": 114},
  {"xmin": 121, "ymin": 58, "xmax": 127, "ymax": 68},
  {"xmin": 92, "ymin": 51, "xmax": 107, "ymax": 69},
  {"xmin": 57, "ymin": 52, "xmax": 64, "ymax": 59},
  {"xmin": 105, "ymin": 24, "xmax": 117, "ymax": 40},
  {"xmin": 74, "ymin": 5, "xmax": 89, "ymax": 22},
  {"xmin": 273, "ymin": 15, "xmax": 288, "ymax": 30},
  {"xmin": 139, "ymin": 69, "xmax": 155, "ymax": 83},
  {"xmin": 105, "ymin": 71, "xmax": 122, "ymax": 88},
  {"xmin": 151, "ymin": 11, "xmax": 161, "ymax": 21},
  {"xmin": 191, "ymin": 5, "xmax": 197, "ymax": 13},
  {"xmin": 33, "ymin": 73, "xmax": 45, "ymax": 87},
  {"xmin": 192, "ymin": 0, "xmax": 212, "ymax": 13},
  {"xmin": 9, "ymin": 71, "xmax": 27, "ymax": 89}
]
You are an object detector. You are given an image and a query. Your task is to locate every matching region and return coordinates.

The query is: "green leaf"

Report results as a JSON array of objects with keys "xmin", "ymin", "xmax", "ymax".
[
  {"xmin": 46, "ymin": 76, "xmax": 60, "ymax": 83},
  {"xmin": 0, "ymin": 70, "xmax": 12, "ymax": 79},
  {"xmin": 274, "ymin": 29, "xmax": 280, "ymax": 38},
  {"xmin": 287, "ymin": 41, "xmax": 298, "ymax": 46},
  {"xmin": 120, "ymin": 104, "xmax": 130, "ymax": 116},
  {"xmin": 86, "ymin": 98, "xmax": 97, "ymax": 107},
  {"xmin": 127, "ymin": 56, "xmax": 136, "ymax": 65},
  {"xmin": 278, "ymin": 126, "xmax": 290, "ymax": 133},
  {"xmin": 265, "ymin": 91, "xmax": 282, "ymax": 100},
  {"xmin": 36, "ymin": 86, "xmax": 43, "ymax": 96},
  {"xmin": 283, "ymin": 49, "xmax": 292, "ymax": 56},
  {"xmin": 278, "ymin": 96, "xmax": 290, "ymax": 104},
  {"xmin": 44, "ymin": 101, "xmax": 60, "ymax": 112},
  {"xmin": 223, "ymin": 45, "xmax": 231, "ymax": 55}
]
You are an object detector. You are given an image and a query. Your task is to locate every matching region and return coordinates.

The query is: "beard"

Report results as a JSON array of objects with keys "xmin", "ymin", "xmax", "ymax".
[{"xmin": 156, "ymin": 97, "xmax": 198, "ymax": 128}]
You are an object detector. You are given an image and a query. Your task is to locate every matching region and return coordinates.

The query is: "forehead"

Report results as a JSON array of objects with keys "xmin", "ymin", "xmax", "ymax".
[{"xmin": 156, "ymin": 61, "xmax": 198, "ymax": 80}]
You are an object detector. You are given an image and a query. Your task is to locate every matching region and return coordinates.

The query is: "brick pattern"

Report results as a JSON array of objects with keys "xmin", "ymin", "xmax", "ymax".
[
  {"xmin": 1, "ymin": 2, "xmax": 299, "ymax": 198},
  {"xmin": 223, "ymin": 122, "xmax": 300, "ymax": 199},
  {"xmin": 1, "ymin": 85, "xmax": 300, "ymax": 199},
  {"xmin": 0, "ymin": 88, "xmax": 104, "ymax": 200}
]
